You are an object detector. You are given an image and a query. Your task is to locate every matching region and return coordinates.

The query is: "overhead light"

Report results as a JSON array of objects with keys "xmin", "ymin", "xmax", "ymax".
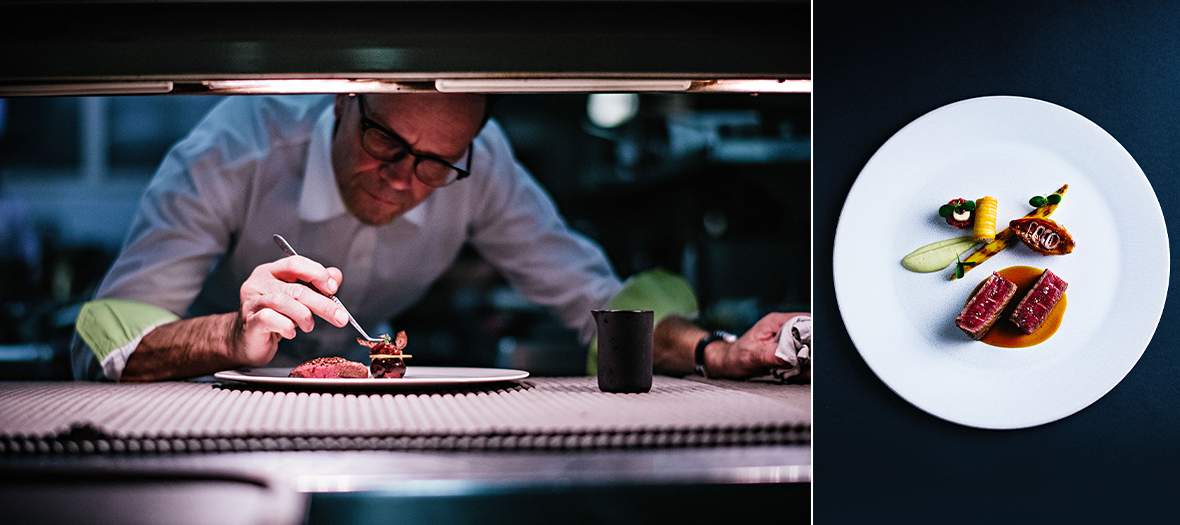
[
  {"xmin": 691, "ymin": 79, "xmax": 812, "ymax": 93},
  {"xmin": 436, "ymin": 79, "xmax": 693, "ymax": 93},
  {"xmin": 0, "ymin": 81, "xmax": 174, "ymax": 97},
  {"xmin": 201, "ymin": 79, "xmax": 432, "ymax": 94},
  {"xmin": 587, "ymin": 93, "xmax": 640, "ymax": 128},
  {"xmin": 439, "ymin": 78, "xmax": 810, "ymax": 94}
]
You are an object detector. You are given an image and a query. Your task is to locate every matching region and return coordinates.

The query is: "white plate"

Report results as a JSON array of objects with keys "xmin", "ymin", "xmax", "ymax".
[
  {"xmin": 833, "ymin": 96, "xmax": 1169, "ymax": 429},
  {"xmin": 215, "ymin": 366, "xmax": 529, "ymax": 388}
]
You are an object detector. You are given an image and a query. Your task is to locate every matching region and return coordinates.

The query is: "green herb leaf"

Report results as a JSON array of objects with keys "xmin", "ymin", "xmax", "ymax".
[
  {"xmin": 1047, "ymin": 193, "xmax": 1062, "ymax": 204},
  {"xmin": 962, "ymin": 200, "xmax": 976, "ymax": 211},
  {"xmin": 1030, "ymin": 196, "xmax": 1047, "ymax": 207},
  {"xmin": 939, "ymin": 204, "xmax": 954, "ymax": 218}
]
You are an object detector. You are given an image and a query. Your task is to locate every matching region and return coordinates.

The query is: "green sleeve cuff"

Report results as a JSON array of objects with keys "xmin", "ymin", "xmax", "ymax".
[
  {"xmin": 75, "ymin": 299, "xmax": 180, "ymax": 362},
  {"xmin": 586, "ymin": 268, "xmax": 698, "ymax": 376}
]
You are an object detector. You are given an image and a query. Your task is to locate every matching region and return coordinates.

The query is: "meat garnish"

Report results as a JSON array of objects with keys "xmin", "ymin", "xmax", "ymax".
[
  {"xmin": 1009, "ymin": 217, "xmax": 1075, "ymax": 256},
  {"xmin": 288, "ymin": 356, "xmax": 369, "ymax": 378},
  {"xmin": 956, "ymin": 272, "xmax": 1019, "ymax": 340},
  {"xmin": 1009, "ymin": 269, "xmax": 1068, "ymax": 334},
  {"xmin": 358, "ymin": 330, "xmax": 407, "ymax": 354},
  {"xmin": 359, "ymin": 331, "xmax": 411, "ymax": 379}
]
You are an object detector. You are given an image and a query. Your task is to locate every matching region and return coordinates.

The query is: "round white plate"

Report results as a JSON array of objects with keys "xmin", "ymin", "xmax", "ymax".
[
  {"xmin": 833, "ymin": 96, "xmax": 1168, "ymax": 429},
  {"xmin": 215, "ymin": 366, "xmax": 529, "ymax": 388}
]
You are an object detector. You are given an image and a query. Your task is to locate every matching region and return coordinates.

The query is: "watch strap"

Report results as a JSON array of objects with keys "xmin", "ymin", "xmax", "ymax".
[{"xmin": 695, "ymin": 330, "xmax": 735, "ymax": 378}]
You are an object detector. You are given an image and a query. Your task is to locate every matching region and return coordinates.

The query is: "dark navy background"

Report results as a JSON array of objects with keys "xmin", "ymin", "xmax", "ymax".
[{"xmin": 815, "ymin": 2, "xmax": 1180, "ymax": 522}]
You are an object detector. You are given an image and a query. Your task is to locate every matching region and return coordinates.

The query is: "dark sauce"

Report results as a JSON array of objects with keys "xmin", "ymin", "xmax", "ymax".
[{"xmin": 968, "ymin": 265, "xmax": 1067, "ymax": 348}]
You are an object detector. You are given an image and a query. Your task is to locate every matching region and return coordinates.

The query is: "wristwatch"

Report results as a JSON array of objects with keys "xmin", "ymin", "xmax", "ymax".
[{"xmin": 695, "ymin": 330, "xmax": 736, "ymax": 378}]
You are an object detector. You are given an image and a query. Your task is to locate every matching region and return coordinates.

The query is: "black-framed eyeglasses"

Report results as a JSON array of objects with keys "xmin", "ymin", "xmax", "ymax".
[{"xmin": 355, "ymin": 94, "xmax": 473, "ymax": 187}]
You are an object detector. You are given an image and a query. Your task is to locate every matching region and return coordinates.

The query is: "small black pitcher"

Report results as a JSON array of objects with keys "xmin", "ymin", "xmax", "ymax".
[{"xmin": 593, "ymin": 309, "xmax": 653, "ymax": 393}]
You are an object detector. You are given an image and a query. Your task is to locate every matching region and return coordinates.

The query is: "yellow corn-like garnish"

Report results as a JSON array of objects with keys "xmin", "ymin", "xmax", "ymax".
[
  {"xmin": 951, "ymin": 184, "xmax": 1068, "ymax": 280},
  {"xmin": 972, "ymin": 196, "xmax": 999, "ymax": 243}
]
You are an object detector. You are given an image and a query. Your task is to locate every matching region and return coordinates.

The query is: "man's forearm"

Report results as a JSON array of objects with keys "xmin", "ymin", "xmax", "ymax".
[
  {"xmin": 122, "ymin": 312, "xmax": 242, "ymax": 382},
  {"xmin": 653, "ymin": 315, "xmax": 708, "ymax": 377}
]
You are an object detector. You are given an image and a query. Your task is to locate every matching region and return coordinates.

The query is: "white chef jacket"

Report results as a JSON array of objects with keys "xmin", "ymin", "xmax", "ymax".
[{"xmin": 72, "ymin": 95, "xmax": 623, "ymax": 380}]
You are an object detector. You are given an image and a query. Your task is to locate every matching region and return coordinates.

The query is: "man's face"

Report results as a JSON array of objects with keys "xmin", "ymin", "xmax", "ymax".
[{"xmin": 330, "ymin": 93, "xmax": 485, "ymax": 226}]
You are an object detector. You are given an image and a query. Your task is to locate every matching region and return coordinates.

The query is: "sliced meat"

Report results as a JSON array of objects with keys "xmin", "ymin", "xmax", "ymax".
[
  {"xmin": 1009, "ymin": 217, "xmax": 1075, "ymax": 256},
  {"xmin": 288, "ymin": 357, "xmax": 369, "ymax": 378},
  {"xmin": 1009, "ymin": 269, "xmax": 1068, "ymax": 334},
  {"xmin": 956, "ymin": 272, "xmax": 1019, "ymax": 340}
]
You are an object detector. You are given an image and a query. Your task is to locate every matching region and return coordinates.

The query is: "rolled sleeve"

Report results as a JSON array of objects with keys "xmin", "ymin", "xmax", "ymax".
[{"xmin": 71, "ymin": 298, "xmax": 180, "ymax": 381}]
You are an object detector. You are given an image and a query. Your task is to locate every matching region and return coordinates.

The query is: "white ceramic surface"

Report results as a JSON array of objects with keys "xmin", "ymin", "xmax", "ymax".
[{"xmin": 833, "ymin": 96, "xmax": 1168, "ymax": 429}]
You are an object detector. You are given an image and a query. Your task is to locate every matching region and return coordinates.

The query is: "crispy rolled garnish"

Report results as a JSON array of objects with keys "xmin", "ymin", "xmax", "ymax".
[{"xmin": 972, "ymin": 196, "xmax": 999, "ymax": 243}]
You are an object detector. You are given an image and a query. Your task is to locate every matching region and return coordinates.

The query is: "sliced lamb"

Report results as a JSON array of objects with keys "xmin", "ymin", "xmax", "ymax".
[
  {"xmin": 956, "ymin": 272, "xmax": 1019, "ymax": 340},
  {"xmin": 1009, "ymin": 269, "xmax": 1068, "ymax": 334}
]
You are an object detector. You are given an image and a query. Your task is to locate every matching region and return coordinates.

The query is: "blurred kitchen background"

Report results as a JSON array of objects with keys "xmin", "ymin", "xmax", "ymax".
[{"xmin": 0, "ymin": 92, "xmax": 810, "ymax": 379}]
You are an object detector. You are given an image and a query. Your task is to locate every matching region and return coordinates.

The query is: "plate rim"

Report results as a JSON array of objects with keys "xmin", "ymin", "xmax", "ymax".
[{"xmin": 213, "ymin": 365, "xmax": 531, "ymax": 387}]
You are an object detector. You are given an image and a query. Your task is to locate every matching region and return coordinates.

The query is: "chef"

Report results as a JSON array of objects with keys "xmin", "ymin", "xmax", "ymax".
[{"xmin": 70, "ymin": 92, "xmax": 806, "ymax": 382}]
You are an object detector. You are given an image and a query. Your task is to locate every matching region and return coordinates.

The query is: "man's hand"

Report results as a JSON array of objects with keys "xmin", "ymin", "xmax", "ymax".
[
  {"xmin": 122, "ymin": 256, "xmax": 349, "ymax": 381},
  {"xmin": 714, "ymin": 312, "xmax": 810, "ymax": 379},
  {"xmin": 652, "ymin": 312, "xmax": 809, "ymax": 380},
  {"xmin": 232, "ymin": 255, "xmax": 349, "ymax": 366}
]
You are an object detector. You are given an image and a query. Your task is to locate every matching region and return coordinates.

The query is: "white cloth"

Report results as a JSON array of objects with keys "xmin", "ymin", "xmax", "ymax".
[
  {"xmin": 76, "ymin": 95, "xmax": 623, "ymax": 379},
  {"xmin": 759, "ymin": 315, "xmax": 811, "ymax": 383}
]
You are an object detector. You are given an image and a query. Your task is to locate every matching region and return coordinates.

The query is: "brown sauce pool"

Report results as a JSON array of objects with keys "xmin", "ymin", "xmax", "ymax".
[{"xmin": 968, "ymin": 265, "xmax": 1067, "ymax": 348}]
